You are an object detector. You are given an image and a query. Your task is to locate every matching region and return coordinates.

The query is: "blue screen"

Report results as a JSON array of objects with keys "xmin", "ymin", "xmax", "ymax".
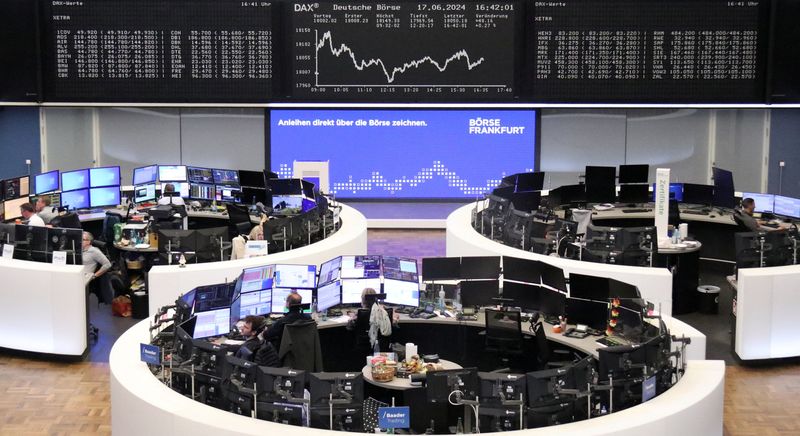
[
  {"xmin": 270, "ymin": 109, "xmax": 537, "ymax": 199},
  {"xmin": 61, "ymin": 189, "xmax": 90, "ymax": 210},
  {"xmin": 34, "ymin": 170, "xmax": 59, "ymax": 195},
  {"xmin": 89, "ymin": 187, "xmax": 121, "ymax": 208},
  {"xmin": 89, "ymin": 166, "xmax": 121, "ymax": 188},
  {"xmin": 742, "ymin": 192, "xmax": 775, "ymax": 214},
  {"xmin": 774, "ymin": 195, "xmax": 800, "ymax": 219},
  {"xmin": 133, "ymin": 165, "xmax": 158, "ymax": 185},
  {"xmin": 61, "ymin": 169, "xmax": 89, "ymax": 191}
]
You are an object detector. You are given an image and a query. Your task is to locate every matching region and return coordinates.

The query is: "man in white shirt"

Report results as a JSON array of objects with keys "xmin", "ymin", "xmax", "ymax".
[
  {"xmin": 157, "ymin": 183, "xmax": 186, "ymax": 206},
  {"xmin": 20, "ymin": 203, "xmax": 45, "ymax": 227}
]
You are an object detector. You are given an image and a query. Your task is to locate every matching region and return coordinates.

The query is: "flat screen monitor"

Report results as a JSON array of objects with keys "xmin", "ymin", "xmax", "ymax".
[
  {"xmin": 89, "ymin": 186, "xmax": 120, "ymax": 208},
  {"xmin": 742, "ymin": 192, "xmax": 775, "ymax": 214},
  {"xmin": 193, "ymin": 307, "xmax": 231, "ymax": 339},
  {"xmin": 241, "ymin": 187, "xmax": 267, "ymax": 205},
  {"xmin": 382, "ymin": 256, "xmax": 418, "ymax": 282},
  {"xmin": 502, "ymin": 256, "xmax": 541, "ymax": 285},
  {"xmin": 236, "ymin": 289, "xmax": 273, "ymax": 319},
  {"xmin": 166, "ymin": 181, "xmax": 190, "ymax": 198},
  {"xmin": 61, "ymin": 189, "xmax": 90, "ymax": 210},
  {"xmin": 309, "ymin": 372, "xmax": 364, "ymax": 406},
  {"xmin": 189, "ymin": 183, "xmax": 214, "ymax": 201},
  {"xmin": 240, "ymin": 264, "xmax": 275, "ymax": 293},
  {"xmin": 213, "ymin": 168, "xmax": 240, "ymax": 186},
  {"xmin": 615, "ymin": 301, "xmax": 644, "ymax": 341},
  {"xmin": 318, "ymin": 256, "xmax": 342, "ymax": 286},
  {"xmin": 585, "ymin": 166, "xmax": 616, "ymax": 204},
  {"xmin": 608, "ymin": 279, "xmax": 641, "ymax": 299},
  {"xmin": 383, "ymin": 279, "xmax": 420, "ymax": 307},
  {"xmin": 258, "ymin": 366, "xmax": 307, "ymax": 404},
  {"xmin": 134, "ymin": 183, "xmax": 156, "ymax": 203},
  {"xmin": 316, "ymin": 280, "xmax": 342, "ymax": 312},
  {"xmin": 547, "ymin": 184, "xmax": 586, "ymax": 207},
  {"xmin": 460, "ymin": 256, "xmax": 501, "ymax": 280},
  {"xmin": 271, "ymin": 288, "xmax": 313, "ymax": 313},
  {"xmin": 3, "ymin": 197, "xmax": 30, "ymax": 221},
  {"xmin": 268, "ymin": 178, "xmax": 304, "ymax": 196},
  {"xmin": 539, "ymin": 288, "xmax": 566, "ymax": 318},
  {"xmin": 133, "ymin": 164, "xmax": 158, "ymax": 185},
  {"xmin": 34, "ymin": 170, "xmax": 59, "ymax": 195},
  {"xmin": 712, "ymin": 167, "xmax": 735, "ymax": 209},
  {"xmin": 89, "ymin": 166, "xmax": 121, "ymax": 188},
  {"xmin": 239, "ymin": 170, "xmax": 266, "ymax": 188},
  {"xmin": 501, "ymin": 281, "xmax": 541, "ymax": 311},
  {"xmin": 61, "ymin": 169, "xmax": 90, "ymax": 192},
  {"xmin": 478, "ymin": 371, "xmax": 526, "ymax": 404},
  {"xmin": 515, "ymin": 172, "xmax": 545, "ymax": 192},
  {"xmin": 158, "ymin": 165, "xmax": 188, "ymax": 182},
  {"xmin": 192, "ymin": 282, "xmax": 235, "ymax": 312},
  {"xmin": 341, "ymin": 278, "xmax": 381, "ymax": 305},
  {"xmin": 651, "ymin": 183, "xmax": 683, "ymax": 202},
  {"xmin": 274, "ymin": 264, "xmax": 317, "ymax": 289},
  {"xmin": 565, "ymin": 297, "xmax": 608, "ymax": 331},
  {"xmin": 618, "ymin": 184, "xmax": 650, "ymax": 204},
  {"xmin": 681, "ymin": 183, "xmax": 714, "ymax": 206},
  {"xmin": 272, "ymin": 195, "xmax": 303, "ymax": 216},
  {"xmin": 568, "ymin": 273, "xmax": 610, "ymax": 302},
  {"xmin": 460, "ymin": 279, "xmax": 499, "ymax": 308},
  {"xmin": 2, "ymin": 176, "xmax": 29, "ymax": 200},
  {"xmin": 187, "ymin": 166, "xmax": 214, "ymax": 183},
  {"xmin": 618, "ymin": 164, "xmax": 649, "ymax": 184},
  {"xmin": 774, "ymin": 195, "xmax": 800, "ymax": 219},
  {"xmin": 215, "ymin": 185, "xmax": 241, "ymax": 203},
  {"xmin": 426, "ymin": 368, "xmax": 478, "ymax": 403},
  {"xmin": 340, "ymin": 255, "xmax": 382, "ymax": 279},
  {"xmin": 539, "ymin": 263, "xmax": 566, "ymax": 293},
  {"xmin": 422, "ymin": 257, "xmax": 461, "ymax": 281}
]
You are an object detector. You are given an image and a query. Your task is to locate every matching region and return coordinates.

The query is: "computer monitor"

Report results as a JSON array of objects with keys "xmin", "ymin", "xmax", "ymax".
[
  {"xmin": 60, "ymin": 189, "xmax": 90, "ymax": 210},
  {"xmin": 460, "ymin": 256, "xmax": 501, "ymax": 280},
  {"xmin": 238, "ymin": 170, "xmax": 266, "ymax": 188},
  {"xmin": 158, "ymin": 165, "xmax": 188, "ymax": 182},
  {"xmin": 427, "ymin": 368, "xmax": 479, "ymax": 403},
  {"xmin": 34, "ymin": 170, "xmax": 59, "ymax": 195},
  {"xmin": 187, "ymin": 166, "xmax": 214, "ymax": 183},
  {"xmin": 383, "ymin": 279, "xmax": 420, "ymax": 307},
  {"xmin": 188, "ymin": 183, "xmax": 214, "ymax": 201},
  {"xmin": 318, "ymin": 256, "xmax": 342, "ymax": 286},
  {"xmin": 309, "ymin": 372, "xmax": 364, "ymax": 406},
  {"xmin": 618, "ymin": 164, "xmax": 649, "ymax": 184},
  {"xmin": 547, "ymin": 184, "xmax": 586, "ymax": 207},
  {"xmin": 234, "ymin": 289, "xmax": 273, "ymax": 321},
  {"xmin": 515, "ymin": 172, "xmax": 545, "ymax": 192},
  {"xmin": 316, "ymin": 280, "xmax": 341, "ymax": 312},
  {"xmin": 89, "ymin": 186, "xmax": 120, "ymax": 208},
  {"xmin": 61, "ymin": 169, "xmax": 90, "ymax": 192},
  {"xmin": 712, "ymin": 166, "xmax": 736, "ymax": 209},
  {"xmin": 195, "ymin": 227, "xmax": 229, "ymax": 262},
  {"xmin": 618, "ymin": 184, "xmax": 650, "ymax": 204},
  {"xmin": 502, "ymin": 256, "xmax": 541, "ymax": 285},
  {"xmin": 340, "ymin": 255, "xmax": 382, "ymax": 279},
  {"xmin": 309, "ymin": 405, "xmax": 363, "ymax": 431},
  {"xmin": 539, "ymin": 288, "xmax": 566, "ymax": 318},
  {"xmin": 422, "ymin": 257, "xmax": 461, "ymax": 281},
  {"xmin": 539, "ymin": 262, "xmax": 566, "ymax": 293},
  {"xmin": 133, "ymin": 164, "xmax": 158, "ymax": 185},
  {"xmin": 568, "ymin": 273, "xmax": 610, "ymax": 302},
  {"xmin": 193, "ymin": 307, "xmax": 231, "ymax": 339},
  {"xmin": 774, "ymin": 195, "xmax": 800, "ymax": 219},
  {"xmin": 585, "ymin": 224, "xmax": 625, "ymax": 252},
  {"xmin": 271, "ymin": 288, "xmax": 313, "ymax": 313},
  {"xmin": 621, "ymin": 226, "xmax": 657, "ymax": 253},
  {"xmin": 212, "ymin": 168, "xmax": 240, "ymax": 186},
  {"xmin": 46, "ymin": 227, "xmax": 83, "ymax": 257},
  {"xmin": 565, "ymin": 297, "xmax": 608, "ymax": 331},
  {"xmin": 215, "ymin": 185, "xmax": 241, "ymax": 203},
  {"xmin": 681, "ymin": 183, "xmax": 714, "ymax": 206},
  {"xmin": 241, "ymin": 187, "xmax": 267, "ymax": 205},
  {"xmin": 274, "ymin": 264, "xmax": 316, "ymax": 289},
  {"xmin": 460, "ymin": 279, "xmax": 499, "ymax": 308},
  {"xmin": 651, "ymin": 183, "xmax": 683, "ymax": 202},
  {"xmin": 268, "ymin": 178, "xmax": 304, "ymax": 196},
  {"xmin": 193, "ymin": 282, "xmax": 236, "ymax": 312},
  {"xmin": 585, "ymin": 166, "xmax": 616, "ymax": 204},
  {"xmin": 741, "ymin": 192, "xmax": 774, "ymax": 214},
  {"xmin": 478, "ymin": 371, "xmax": 527, "ymax": 405},
  {"xmin": 157, "ymin": 228, "xmax": 195, "ymax": 253},
  {"xmin": 597, "ymin": 344, "xmax": 647, "ymax": 382},
  {"xmin": 257, "ymin": 366, "xmax": 306, "ymax": 403},
  {"xmin": 341, "ymin": 278, "xmax": 381, "ymax": 305},
  {"xmin": 256, "ymin": 402, "xmax": 304, "ymax": 426},
  {"xmin": 3, "ymin": 197, "xmax": 30, "ymax": 221},
  {"xmin": 0, "ymin": 223, "xmax": 15, "ymax": 244},
  {"xmin": 612, "ymin": 300, "xmax": 645, "ymax": 341},
  {"xmin": 608, "ymin": 279, "xmax": 641, "ymax": 299},
  {"xmin": 133, "ymin": 183, "xmax": 156, "ymax": 203},
  {"xmin": 240, "ymin": 264, "xmax": 275, "ymax": 293},
  {"xmin": 382, "ymin": 256, "xmax": 418, "ymax": 282},
  {"xmin": 501, "ymin": 281, "xmax": 541, "ymax": 312},
  {"xmin": 89, "ymin": 166, "xmax": 120, "ymax": 188},
  {"xmin": 271, "ymin": 195, "xmax": 303, "ymax": 216},
  {"xmin": 2, "ymin": 176, "xmax": 29, "ymax": 200}
]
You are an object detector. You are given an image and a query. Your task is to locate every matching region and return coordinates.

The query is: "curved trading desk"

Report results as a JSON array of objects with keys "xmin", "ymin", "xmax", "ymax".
[
  {"xmin": 110, "ymin": 315, "xmax": 716, "ymax": 436},
  {"xmin": 446, "ymin": 204, "xmax": 675, "ymax": 316},
  {"xmin": 0, "ymin": 257, "xmax": 87, "ymax": 356},
  {"xmin": 147, "ymin": 204, "xmax": 368, "ymax": 314}
]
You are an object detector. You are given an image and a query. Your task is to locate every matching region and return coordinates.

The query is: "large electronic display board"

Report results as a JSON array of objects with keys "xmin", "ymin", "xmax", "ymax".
[
  {"xmin": 528, "ymin": 0, "xmax": 769, "ymax": 103},
  {"xmin": 40, "ymin": 0, "xmax": 275, "ymax": 102},
  {"xmin": 286, "ymin": 0, "xmax": 521, "ymax": 101},
  {"xmin": 270, "ymin": 109, "xmax": 537, "ymax": 199}
]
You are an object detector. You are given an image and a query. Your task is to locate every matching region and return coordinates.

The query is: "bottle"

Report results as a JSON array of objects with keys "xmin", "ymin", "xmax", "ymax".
[
  {"xmin": 438, "ymin": 286, "xmax": 446, "ymax": 312},
  {"xmin": 455, "ymin": 417, "xmax": 464, "ymax": 434}
]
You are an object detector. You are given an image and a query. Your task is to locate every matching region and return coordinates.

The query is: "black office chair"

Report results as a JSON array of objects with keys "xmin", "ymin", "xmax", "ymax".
[
  {"xmin": 226, "ymin": 204, "xmax": 253, "ymax": 240},
  {"xmin": 484, "ymin": 308, "xmax": 525, "ymax": 371},
  {"xmin": 668, "ymin": 199, "xmax": 681, "ymax": 227},
  {"xmin": 732, "ymin": 211, "xmax": 753, "ymax": 232},
  {"xmin": 531, "ymin": 319, "xmax": 576, "ymax": 370},
  {"xmin": 354, "ymin": 307, "xmax": 394, "ymax": 353},
  {"xmin": 51, "ymin": 212, "xmax": 82, "ymax": 229},
  {"xmin": 278, "ymin": 319, "xmax": 323, "ymax": 372}
]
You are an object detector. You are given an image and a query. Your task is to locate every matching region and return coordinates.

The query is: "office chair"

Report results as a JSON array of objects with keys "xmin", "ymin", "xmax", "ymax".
[
  {"xmin": 51, "ymin": 212, "xmax": 82, "ymax": 229},
  {"xmin": 484, "ymin": 308, "xmax": 525, "ymax": 371},
  {"xmin": 226, "ymin": 203, "xmax": 253, "ymax": 240},
  {"xmin": 668, "ymin": 199, "xmax": 680, "ymax": 227},
  {"xmin": 531, "ymin": 320, "xmax": 576, "ymax": 370},
  {"xmin": 279, "ymin": 319, "xmax": 323, "ymax": 372},
  {"xmin": 732, "ymin": 211, "xmax": 753, "ymax": 232},
  {"xmin": 354, "ymin": 307, "xmax": 394, "ymax": 353}
]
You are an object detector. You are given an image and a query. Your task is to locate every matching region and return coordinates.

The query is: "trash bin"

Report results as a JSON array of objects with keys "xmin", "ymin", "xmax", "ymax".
[
  {"xmin": 131, "ymin": 291, "xmax": 149, "ymax": 319},
  {"xmin": 697, "ymin": 285, "xmax": 720, "ymax": 314}
]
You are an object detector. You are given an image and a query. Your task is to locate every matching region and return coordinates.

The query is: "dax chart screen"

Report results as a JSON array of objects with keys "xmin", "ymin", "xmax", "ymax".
[
  {"xmin": 287, "ymin": 1, "xmax": 521, "ymax": 101},
  {"xmin": 270, "ymin": 109, "xmax": 537, "ymax": 199}
]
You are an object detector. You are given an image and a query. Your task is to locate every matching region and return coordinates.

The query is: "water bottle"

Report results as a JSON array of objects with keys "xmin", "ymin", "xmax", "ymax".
[
  {"xmin": 438, "ymin": 286, "xmax": 446, "ymax": 312},
  {"xmin": 456, "ymin": 417, "xmax": 464, "ymax": 434}
]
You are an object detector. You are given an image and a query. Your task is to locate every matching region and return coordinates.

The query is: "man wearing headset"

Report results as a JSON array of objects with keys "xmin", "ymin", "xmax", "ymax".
[
  {"xmin": 263, "ymin": 292, "xmax": 310, "ymax": 350},
  {"xmin": 235, "ymin": 314, "xmax": 280, "ymax": 366}
]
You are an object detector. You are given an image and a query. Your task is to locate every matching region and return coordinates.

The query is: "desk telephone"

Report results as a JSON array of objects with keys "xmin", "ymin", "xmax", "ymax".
[{"xmin": 409, "ymin": 304, "xmax": 437, "ymax": 319}]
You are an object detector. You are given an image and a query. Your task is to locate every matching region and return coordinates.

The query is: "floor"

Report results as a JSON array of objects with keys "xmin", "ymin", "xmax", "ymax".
[{"xmin": 1, "ymin": 229, "xmax": 799, "ymax": 435}]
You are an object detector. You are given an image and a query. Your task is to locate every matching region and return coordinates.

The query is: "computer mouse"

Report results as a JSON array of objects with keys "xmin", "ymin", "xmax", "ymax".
[{"xmin": 709, "ymin": 215, "xmax": 716, "ymax": 218}]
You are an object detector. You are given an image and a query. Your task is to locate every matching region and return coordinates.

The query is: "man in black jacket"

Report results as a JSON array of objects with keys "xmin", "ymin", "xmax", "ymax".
[
  {"xmin": 264, "ymin": 292, "xmax": 310, "ymax": 350},
  {"xmin": 235, "ymin": 314, "xmax": 280, "ymax": 367}
]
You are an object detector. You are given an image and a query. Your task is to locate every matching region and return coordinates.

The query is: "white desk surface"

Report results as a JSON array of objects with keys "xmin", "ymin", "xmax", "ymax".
[{"xmin": 361, "ymin": 359, "xmax": 461, "ymax": 391}]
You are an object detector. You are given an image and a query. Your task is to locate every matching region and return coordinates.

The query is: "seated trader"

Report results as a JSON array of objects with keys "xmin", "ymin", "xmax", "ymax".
[
  {"xmin": 82, "ymin": 231, "xmax": 111, "ymax": 285},
  {"xmin": 348, "ymin": 288, "xmax": 399, "ymax": 352},
  {"xmin": 736, "ymin": 198, "xmax": 780, "ymax": 232},
  {"xmin": 35, "ymin": 196, "xmax": 58, "ymax": 225},
  {"xmin": 263, "ymin": 292, "xmax": 310, "ymax": 350},
  {"xmin": 157, "ymin": 183, "xmax": 186, "ymax": 206},
  {"xmin": 235, "ymin": 315, "xmax": 280, "ymax": 366},
  {"xmin": 20, "ymin": 203, "xmax": 45, "ymax": 227}
]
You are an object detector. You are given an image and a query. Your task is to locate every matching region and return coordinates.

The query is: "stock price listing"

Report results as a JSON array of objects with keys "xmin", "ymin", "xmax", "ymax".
[{"xmin": 289, "ymin": 1, "xmax": 520, "ymax": 101}]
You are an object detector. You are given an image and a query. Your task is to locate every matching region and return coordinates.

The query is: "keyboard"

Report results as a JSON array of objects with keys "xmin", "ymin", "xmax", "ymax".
[
  {"xmin": 621, "ymin": 208, "xmax": 651, "ymax": 213},
  {"xmin": 682, "ymin": 210, "xmax": 708, "ymax": 216},
  {"xmin": 595, "ymin": 336, "xmax": 630, "ymax": 347},
  {"xmin": 762, "ymin": 222, "xmax": 780, "ymax": 229}
]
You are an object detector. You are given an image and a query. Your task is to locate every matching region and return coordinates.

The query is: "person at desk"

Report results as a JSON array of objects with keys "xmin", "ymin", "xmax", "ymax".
[
  {"xmin": 263, "ymin": 292, "xmax": 310, "ymax": 350},
  {"xmin": 35, "ymin": 197, "xmax": 58, "ymax": 225},
  {"xmin": 735, "ymin": 198, "xmax": 781, "ymax": 232},
  {"xmin": 82, "ymin": 231, "xmax": 111, "ymax": 285},
  {"xmin": 347, "ymin": 288, "xmax": 399, "ymax": 352},
  {"xmin": 20, "ymin": 203, "xmax": 45, "ymax": 227},
  {"xmin": 157, "ymin": 183, "xmax": 185, "ymax": 206},
  {"xmin": 234, "ymin": 315, "xmax": 280, "ymax": 367}
]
